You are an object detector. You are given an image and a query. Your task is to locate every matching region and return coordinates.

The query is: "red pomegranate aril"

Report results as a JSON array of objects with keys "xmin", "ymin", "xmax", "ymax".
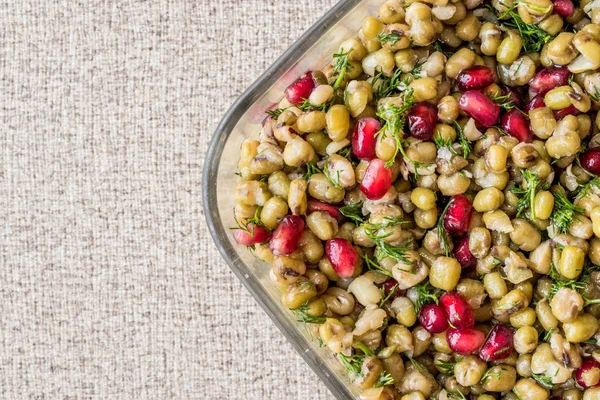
[
  {"xmin": 580, "ymin": 148, "xmax": 600, "ymax": 176},
  {"xmin": 525, "ymin": 94, "xmax": 546, "ymax": 112},
  {"xmin": 447, "ymin": 328, "xmax": 486, "ymax": 355},
  {"xmin": 360, "ymin": 158, "xmax": 393, "ymax": 200},
  {"xmin": 456, "ymin": 66, "xmax": 496, "ymax": 92},
  {"xmin": 458, "ymin": 90, "xmax": 501, "ymax": 128},
  {"xmin": 529, "ymin": 66, "xmax": 571, "ymax": 96},
  {"xmin": 269, "ymin": 215, "xmax": 305, "ymax": 256},
  {"xmin": 453, "ymin": 234, "xmax": 477, "ymax": 270},
  {"xmin": 553, "ymin": 104, "xmax": 581, "ymax": 120},
  {"xmin": 285, "ymin": 71, "xmax": 316, "ymax": 105},
  {"xmin": 234, "ymin": 224, "xmax": 271, "ymax": 246},
  {"xmin": 378, "ymin": 278, "xmax": 406, "ymax": 300},
  {"xmin": 325, "ymin": 238, "xmax": 358, "ymax": 278},
  {"xmin": 552, "ymin": 0, "xmax": 574, "ymax": 17},
  {"xmin": 501, "ymin": 109, "xmax": 534, "ymax": 143},
  {"xmin": 419, "ymin": 304, "xmax": 450, "ymax": 334},
  {"xmin": 407, "ymin": 102, "xmax": 438, "ymax": 140},
  {"xmin": 576, "ymin": 359, "xmax": 600, "ymax": 388},
  {"xmin": 478, "ymin": 324, "xmax": 514, "ymax": 362},
  {"xmin": 440, "ymin": 291, "xmax": 475, "ymax": 330},
  {"xmin": 444, "ymin": 195, "xmax": 473, "ymax": 234},
  {"xmin": 307, "ymin": 199, "xmax": 344, "ymax": 222},
  {"xmin": 352, "ymin": 117, "xmax": 381, "ymax": 159}
]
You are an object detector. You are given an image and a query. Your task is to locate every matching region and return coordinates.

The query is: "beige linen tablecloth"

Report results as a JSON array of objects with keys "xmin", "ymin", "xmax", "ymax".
[{"xmin": 0, "ymin": 1, "xmax": 338, "ymax": 398}]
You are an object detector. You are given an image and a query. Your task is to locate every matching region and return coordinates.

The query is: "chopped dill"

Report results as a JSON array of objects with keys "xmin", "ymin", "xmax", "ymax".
[
  {"xmin": 531, "ymin": 373, "xmax": 553, "ymax": 389},
  {"xmin": 548, "ymin": 279, "xmax": 585, "ymax": 300},
  {"xmin": 372, "ymin": 68, "xmax": 404, "ymax": 103},
  {"xmin": 298, "ymin": 98, "xmax": 330, "ymax": 112},
  {"xmin": 436, "ymin": 198, "xmax": 454, "ymax": 256},
  {"xmin": 377, "ymin": 32, "xmax": 403, "ymax": 46},
  {"xmin": 375, "ymin": 372, "xmax": 394, "ymax": 388},
  {"xmin": 452, "ymin": 121, "xmax": 472, "ymax": 159},
  {"xmin": 491, "ymin": 93, "xmax": 517, "ymax": 111},
  {"xmin": 339, "ymin": 202, "xmax": 366, "ymax": 225},
  {"xmin": 376, "ymin": 89, "xmax": 418, "ymax": 169},
  {"xmin": 265, "ymin": 107, "xmax": 288, "ymax": 119},
  {"xmin": 413, "ymin": 281, "xmax": 439, "ymax": 313},
  {"xmin": 551, "ymin": 186, "xmax": 585, "ymax": 233},
  {"xmin": 576, "ymin": 177, "xmax": 600, "ymax": 201},
  {"xmin": 293, "ymin": 302, "xmax": 327, "ymax": 328},
  {"xmin": 363, "ymin": 252, "xmax": 394, "ymax": 278},
  {"xmin": 304, "ymin": 161, "xmax": 322, "ymax": 179},
  {"xmin": 435, "ymin": 359, "xmax": 457, "ymax": 376},
  {"xmin": 510, "ymin": 169, "xmax": 549, "ymax": 220},
  {"xmin": 496, "ymin": 2, "xmax": 554, "ymax": 53},
  {"xmin": 332, "ymin": 48, "xmax": 354, "ymax": 90}
]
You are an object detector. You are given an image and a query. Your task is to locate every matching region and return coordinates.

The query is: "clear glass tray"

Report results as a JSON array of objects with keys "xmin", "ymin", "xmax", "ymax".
[{"xmin": 203, "ymin": 1, "xmax": 384, "ymax": 399}]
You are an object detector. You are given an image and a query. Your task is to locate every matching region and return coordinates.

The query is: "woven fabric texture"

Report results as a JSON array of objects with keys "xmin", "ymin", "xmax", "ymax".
[{"xmin": 0, "ymin": 0, "xmax": 338, "ymax": 398}]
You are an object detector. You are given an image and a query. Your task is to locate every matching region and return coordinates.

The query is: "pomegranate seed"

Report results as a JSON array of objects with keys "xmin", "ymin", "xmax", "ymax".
[
  {"xmin": 307, "ymin": 199, "xmax": 344, "ymax": 222},
  {"xmin": 360, "ymin": 158, "xmax": 393, "ymax": 200},
  {"xmin": 285, "ymin": 71, "xmax": 316, "ymax": 105},
  {"xmin": 553, "ymin": 0, "xmax": 574, "ymax": 17},
  {"xmin": 553, "ymin": 104, "xmax": 581, "ymax": 120},
  {"xmin": 576, "ymin": 359, "xmax": 600, "ymax": 388},
  {"xmin": 456, "ymin": 66, "xmax": 496, "ymax": 92},
  {"xmin": 352, "ymin": 117, "xmax": 381, "ymax": 160},
  {"xmin": 579, "ymin": 148, "xmax": 600, "ymax": 176},
  {"xmin": 525, "ymin": 94, "xmax": 546, "ymax": 112},
  {"xmin": 501, "ymin": 85, "xmax": 523, "ymax": 108},
  {"xmin": 453, "ymin": 234, "xmax": 477, "ymax": 270},
  {"xmin": 529, "ymin": 66, "xmax": 571, "ymax": 96},
  {"xmin": 440, "ymin": 291, "xmax": 475, "ymax": 330},
  {"xmin": 458, "ymin": 90, "xmax": 500, "ymax": 128},
  {"xmin": 447, "ymin": 328, "xmax": 486, "ymax": 355},
  {"xmin": 269, "ymin": 215, "xmax": 305, "ymax": 256},
  {"xmin": 325, "ymin": 238, "xmax": 358, "ymax": 278},
  {"xmin": 234, "ymin": 224, "xmax": 271, "ymax": 246},
  {"xmin": 501, "ymin": 109, "xmax": 534, "ymax": 143},
  {"xmin": 419, "ymin": 304, "xmax": 450, "ymax": 334},
  {"xmin": 478, "ymin": 324, "xmax": 514, "ymax": 362},
  {"xmin": 407, "ymin": 102, "xmax": 438, "ymax": 140},
  {"xmin": 444, "ymin": 195, "xmax": 473, "ymax": 234},
  {"xmin": 377, "ymin": 278, "xmax": 406, "ymax": 300}
]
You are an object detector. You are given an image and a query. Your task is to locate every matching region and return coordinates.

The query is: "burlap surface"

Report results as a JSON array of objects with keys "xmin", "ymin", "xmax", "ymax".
[{"xmin": 0, "ymin": 0, "xmax": 339, "ymax": 398}]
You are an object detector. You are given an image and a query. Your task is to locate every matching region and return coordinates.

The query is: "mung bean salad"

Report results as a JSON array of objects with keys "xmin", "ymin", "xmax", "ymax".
[{"xmin": 231, "ymin": 0, "xmax": 600, "ymax": 398}]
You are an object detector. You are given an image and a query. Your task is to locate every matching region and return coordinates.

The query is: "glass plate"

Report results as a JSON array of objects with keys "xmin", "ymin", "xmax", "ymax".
[{"xmin": 203, "ymin": 1, "xmax": 383, "ymax": 398}]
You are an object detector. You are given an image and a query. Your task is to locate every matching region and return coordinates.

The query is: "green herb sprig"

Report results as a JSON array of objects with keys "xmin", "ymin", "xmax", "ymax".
[
  {"xmin": 511, "ymin": 169, "xmax": 549, "ymax": 220},
  {"xmin": 377, "ymin": 32, "xmax": 403, "ymax": 46},
  {"xmin": 551, "ymin": 186, "xmax": 585, "ymax": 233},
  {"xmin": 230, "ymin": 206, "xmax": 268, "ymax": 249},
  {"xmin": 293, "ymin": 302, "xmax": 327, "ymax": 328},
  {"xmin": 377, "ymin": 90, "xmax": 419, "ymax": 169},
  {"xmin": 436, "ymin": 198, "xmax": 454, "ymax": 256},
  {"xmin": 332, "ymin": 48, "xmax": 354, "ymax": 90},
  {"xmin": 363, "ymin": 252, "xmax": 394, "ymax": 278},
  {"xmin": 265, "ymin": 107, "xmax": 289, "ymax": 119},
  {"xmin": 435, "ymin": 359, "xmax": 457, "ymax": 376},
  {"xmin": 496, "ymin": 3, "xmax": 554, "ymax": 53},
  {"xmin": 452, "ymin": 121, "xmax": 472, "ymax": 159},
  {"xmin": 340, "ymin": 202, "xmax": 365, "ymax": 225},
  {"xmin": 531, "ymin": 373, "xmax": 554, "ymax": 389},
  {"xmin": 413, "ymin": 282, "xmax": 439, "ymax": 313},
  {"xmin": 304, "ymin": 161, "xmax": 322, "ymax": 179},
  {"xmin": 491, "ymin": 93, "xmax": 517, "ymax": 111}
]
